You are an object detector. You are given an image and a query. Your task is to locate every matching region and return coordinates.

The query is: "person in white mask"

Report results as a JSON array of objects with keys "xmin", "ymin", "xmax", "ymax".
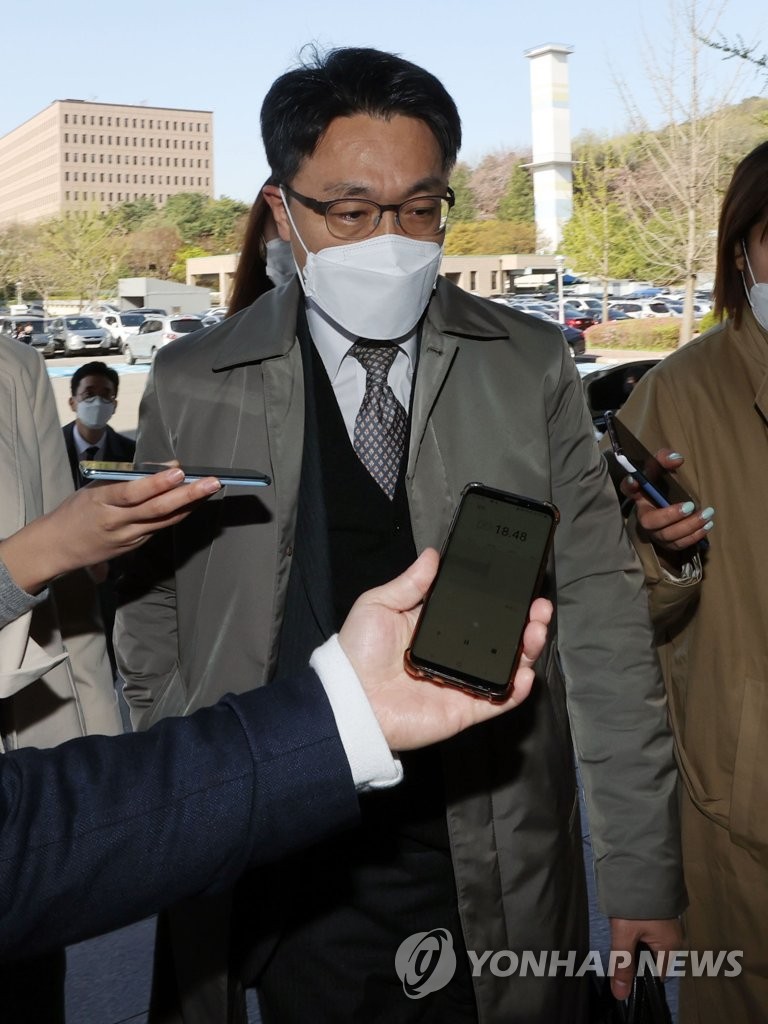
[
  {"xmin": 63, "ymin": 360, "xmax": 135, "ymax": 489},
  {"xmin": 609, "ymin": 140, "xmax": 768, "ymax": 1024},
  {"xmin": 117, "ymin": 46, "xmax": 683, "ymax": 1024}
]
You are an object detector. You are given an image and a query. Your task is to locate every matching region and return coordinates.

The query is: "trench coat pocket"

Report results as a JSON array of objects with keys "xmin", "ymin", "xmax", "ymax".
[
  {"xmin": 0, "ymin": 614, "xmax": 68, "ymax": 698},
  {"xmin": 729, "ymin": 675, "xmax": 768, "ymax": 852}
]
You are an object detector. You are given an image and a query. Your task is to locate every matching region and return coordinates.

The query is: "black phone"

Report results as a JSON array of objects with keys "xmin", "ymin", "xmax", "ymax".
[
  {"xmin": 405, "ymin": 483, "xmax": 558, "ymax": 702},
  {"xmin": 79, "ymin": 461, "xmax": 271, "ymax": 488},
  {"xmin": 603, "ymin": 413, "xmax": 693, "ymax": 509}
]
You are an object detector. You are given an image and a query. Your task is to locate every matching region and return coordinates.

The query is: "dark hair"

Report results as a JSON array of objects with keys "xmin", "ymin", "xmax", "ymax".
[
  {"xmin": 226, "ymin": 192, "xmax": 274, "ymax": 317},
  {"xmin": 260, "ymin": 46, "xmax": 461, "ymax": 184},
  {"xmin": 714, "ymin": 141, "xmax": 768, "ymax": 326},
  {"xmin": 70, "ymin": 360, "xmax": 119, "ymax": 396}
]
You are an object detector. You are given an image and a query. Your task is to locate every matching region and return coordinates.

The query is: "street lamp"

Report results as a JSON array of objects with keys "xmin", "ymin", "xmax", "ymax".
[
  {"xmin": 15, "ymin": 281, "xmax": 23, "ymax": 304},
  {"xmin": 554, "ymin": 256, "xmax": 565, "ymax": 322}
]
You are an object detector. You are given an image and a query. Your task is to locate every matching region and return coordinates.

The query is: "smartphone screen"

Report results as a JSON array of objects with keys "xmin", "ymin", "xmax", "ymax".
[
  {"xmin": 406, "ymin": 484, "xmax": 558, "ymax": 701},
  {"xmin": 79, "ymin": 461, "xmax": 271, "ymax": 487},
  {"xmin": 604, "ymin": 413, "xmax": 692, "ymax": 508}
]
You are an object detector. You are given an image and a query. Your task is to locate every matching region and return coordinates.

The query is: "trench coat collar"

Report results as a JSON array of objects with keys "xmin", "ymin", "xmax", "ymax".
[
  {"xmin": 210, "ymin": 279, "xmax": 304, "ymax": 371},
  {"xmin": 210, "ymin": 276, "xmax": 512, "ymax": 373},
  {"xmin": 734, "ymin": 307, "xmax": 768, "ymax": 423}
]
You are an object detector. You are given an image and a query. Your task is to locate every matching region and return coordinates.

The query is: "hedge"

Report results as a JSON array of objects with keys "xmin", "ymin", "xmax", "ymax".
[{"xmin": 586, "ymin": 317, "xmax": 684, "ymax": 350}]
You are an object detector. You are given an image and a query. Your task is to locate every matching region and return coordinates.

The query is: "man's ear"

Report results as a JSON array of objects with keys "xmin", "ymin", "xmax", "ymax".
[
  {"xmin": 262, "ymin": 186, "xmax": 292, "ymax": 242},
  {"xmin": 68, "ymin": 395, "xmax": 78, "ymax": 414}
]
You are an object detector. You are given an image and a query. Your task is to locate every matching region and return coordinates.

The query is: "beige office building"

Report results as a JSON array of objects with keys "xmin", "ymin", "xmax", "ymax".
[{"xmin": 0, "ymin": 99, "xmax": 214, "ymax": 226}]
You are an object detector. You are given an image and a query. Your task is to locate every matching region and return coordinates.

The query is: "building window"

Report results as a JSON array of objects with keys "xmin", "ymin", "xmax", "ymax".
[
  {"xmin": 64, "ymin": 114, "xmax": 69, "ymax": 123},
  {"xmin": 65, "ymin": 190, "xmax": 70, "ymax": 199},
  {"xmin": 64, "ymin": 133, "xmax": 69, "ymax": 142},
  {"xmin": 470, "ymin": 271, "xmax": 477, "ymax": 291},
  {"xmin": 65, "ymin": 171, "xmax": 69, "ymax": 181}
]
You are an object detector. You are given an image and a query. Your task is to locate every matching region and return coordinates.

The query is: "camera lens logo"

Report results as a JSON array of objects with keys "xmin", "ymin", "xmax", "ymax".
[{"xmin": 395, "ymin": 928, "xmax": 457, "ymax": 999}]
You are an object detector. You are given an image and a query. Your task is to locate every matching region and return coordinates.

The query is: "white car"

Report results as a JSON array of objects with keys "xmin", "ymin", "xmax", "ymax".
[
  {"xmin": 123, "ymin": 315, "xmax": 204, "ymax": 364},
  {"xmin": 98, "ymin": 312, "xmax": 147, "ymax": 353},
  {"xmin": 608, "ymin": 300, "xmax": 676, "ymax": 319}
]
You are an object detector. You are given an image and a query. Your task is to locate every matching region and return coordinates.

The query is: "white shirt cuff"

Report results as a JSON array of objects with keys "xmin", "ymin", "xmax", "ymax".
[{"xmin": 310, "ymin": 634, "xmax": 403, "ymax": 791}]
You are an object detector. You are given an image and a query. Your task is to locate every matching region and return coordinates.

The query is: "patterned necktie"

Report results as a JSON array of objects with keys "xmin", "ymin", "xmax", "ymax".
[
  {"xmin": 349, "ymin": 342, "xmax": 407, "ymax": 500},
  {"xmin": 79, "ymin": 445, "xmax": 100, "ymax": 488}
]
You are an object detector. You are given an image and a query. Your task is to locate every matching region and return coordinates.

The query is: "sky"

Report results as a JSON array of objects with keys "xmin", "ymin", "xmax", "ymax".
[{"xmin": 3, "ymin": 0, "xmax": 766, "ymax": 203}]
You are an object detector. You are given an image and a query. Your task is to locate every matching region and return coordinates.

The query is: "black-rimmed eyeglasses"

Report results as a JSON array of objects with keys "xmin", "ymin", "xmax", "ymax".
[{"xmin": 281, "ymin": 184, "xmax": 455, "ymax": 241}]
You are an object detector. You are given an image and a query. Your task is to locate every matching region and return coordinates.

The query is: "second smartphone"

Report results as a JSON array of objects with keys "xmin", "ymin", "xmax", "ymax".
[
  {"xmin": 405, "ymin": 483, "xmax": 558, "ymax": 702},
  {"xmin": 80, "ymin": 461, "xmax": 271, "ymax": 488}
]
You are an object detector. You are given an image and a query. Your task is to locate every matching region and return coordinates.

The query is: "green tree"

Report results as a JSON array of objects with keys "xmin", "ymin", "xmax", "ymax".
[
  {"xmin": 206, "ymin": 196, "xmax": 249, "ymax": 246},
  {"xmin": 561, "ymin": 144, "xmax": 643, "ymax": 317},
  {"xmin": 29, "ymin": 209, "xmax": 127, "ymax": 302},
  {"xmin": 497, "ymin": 164, "xmax": 534, "ymax": 223},
  {"xmin": 448, "ymin": 163, "xmax": 477, "ymax": 223},
  {"xmin": 444, "ymin": 220, "xmax": 536, "ymax": 256},
  {"xmin": 162, "ymin": 193, "xmax": 211, "ymax": 245},
  {"xmin": 613, "ymin": 0, "xmax": 744, "ymax": 345},
  {"xmin": 111, "ymin": 196, "xmax": 157, "ymax": 232},
  {"xmin": 120, "ymin": 224, "xmax": 183, "ymax": 279},
  {"xmin": 169, "ymin": 245, "xmax": 210, "ymax": 283}
]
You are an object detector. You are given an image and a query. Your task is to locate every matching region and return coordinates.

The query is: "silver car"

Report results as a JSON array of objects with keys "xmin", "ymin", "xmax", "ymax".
[
  {"xmin": 48, "ymin": 316, "xmax": 112, "ymax": 354},
  {"xmin": 123, "ymin": 314, "xmax": 204, "ymax": 365}
]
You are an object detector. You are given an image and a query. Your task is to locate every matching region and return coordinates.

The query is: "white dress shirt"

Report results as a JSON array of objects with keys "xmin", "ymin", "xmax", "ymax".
[{"xmin": 306, "ymin": 298, "xmax": 416, "ymax": 439}]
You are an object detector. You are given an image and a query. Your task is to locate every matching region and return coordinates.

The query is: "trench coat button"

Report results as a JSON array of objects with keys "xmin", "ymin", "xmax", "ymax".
[{"xmin": 285, "ymin": 545, "xmax": 293, "ymax": 556}]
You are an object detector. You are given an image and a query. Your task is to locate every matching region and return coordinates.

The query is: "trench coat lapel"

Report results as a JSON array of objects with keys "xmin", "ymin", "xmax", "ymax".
[{"xmin": 409, "ymin": 279, "xmax": 509, "ymax": 472}]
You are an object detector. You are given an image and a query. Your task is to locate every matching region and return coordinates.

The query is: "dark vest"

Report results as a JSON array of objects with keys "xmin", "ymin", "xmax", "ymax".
[{"xmin": 312, "ymin": 343, "xmax": 417, "ymax": 625}]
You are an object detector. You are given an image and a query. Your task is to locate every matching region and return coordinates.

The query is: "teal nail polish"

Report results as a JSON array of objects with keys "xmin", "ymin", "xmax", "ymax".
[
  {"xmin": 703, "ymin": 520, "xmax": 714, "ymax": 532},
  {"xmin": 668, "ymin": 452, "xmax": 684, "ymax": 461},
  {"xmin": 700, "ymin": 506, "xmax": 715, "ymax": 521},
  {"xmin": 681, "ymin": 501, "xmax": 695, "ymax": 515}
]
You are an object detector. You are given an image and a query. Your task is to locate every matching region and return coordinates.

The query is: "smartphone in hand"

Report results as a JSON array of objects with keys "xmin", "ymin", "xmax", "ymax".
[
  {"xmin": 80, "ymin": 461, "xmax": 271, "ymax": 488},
  {"xmin": 604, "ymin": 413, "xmax": 693, "ymax": 508},
  {"xmin": 603, "ymin": 412, "xmax": 708, "ymax": 551},
  {"xmin": 405, "ymin": 483, "xmax": 558, "ymax": 702}
]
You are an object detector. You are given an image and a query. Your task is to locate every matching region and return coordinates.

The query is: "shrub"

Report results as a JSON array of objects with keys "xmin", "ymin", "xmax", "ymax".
[
  {"xmin": 697, "ymin": 309, "xmax": 722, "ymax": 333},
  {"xmin": 585, "ymin": 318, "xmax": 681, "ymax": 350}
]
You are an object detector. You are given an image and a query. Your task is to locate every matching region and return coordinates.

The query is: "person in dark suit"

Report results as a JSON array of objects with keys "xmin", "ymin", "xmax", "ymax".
[
  {"xmin": 63, "ymin": 360, "xmax": 136, "ymax": 678},
  {"xmin": 0, "ymin": 467, "xmax": 552, "ymax": 965},
  {"xmin": 62, "ymin": 361, "xmax": 136, "ymax": 487}
]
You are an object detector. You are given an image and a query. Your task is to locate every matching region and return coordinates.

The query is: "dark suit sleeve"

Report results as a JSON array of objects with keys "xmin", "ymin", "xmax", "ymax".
[{"xmin": 0, "ymin": 668, "xmax": 358, "ymax": 960}]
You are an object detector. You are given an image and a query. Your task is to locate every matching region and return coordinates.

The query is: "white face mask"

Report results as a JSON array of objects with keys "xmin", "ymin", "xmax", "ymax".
[
  {"xmin": 741, "ymin": 242, "xmax": 768, "ymax": 332},
  {"xmin": 77, "ymin": 397, "xmax": 115, "ymax": 430},
  {"xmin": 280, "ymin": 187, "xmax": 442, "ymax": 340},
  {"xmin": 265, "ymin": 238, "xmax": 296, "ymax": 287}
]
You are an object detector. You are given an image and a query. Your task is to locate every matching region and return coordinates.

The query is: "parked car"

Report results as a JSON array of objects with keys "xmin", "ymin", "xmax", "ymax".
[
  {"xmin": 565, "ymin": 297, "xmax": 602, "ymax": 314},
  {"xmin": 126, "ymin": 306, "xmax": 167, "ymax": 316},
  {"xmin": 123, "ymin": 315, "xmax": 204, "ymax": 364},
  {"xmin": 98, "ymin": 311, "xmax": 146, "ymax": 353},
  {"xmin": 589, "ymin": 307, "xmax": 633, "ymax": 324},
  {"xmin": 561, "ymin": 306, "xmax": 597, "ymax": 331},
  {"xmin": 0, "ymin": 315, "xmax": 57, "ymax": 357},
  {"xmin": 47, "ymin": 316, "xmax": 112, "ymax": 355},
  {"xmin": 608, "ymin": 300, "xmax": 676, "ymax": 319},
  {"xmin": 514, "ymin": 307, "xmax": 586, "ymax": 358}
]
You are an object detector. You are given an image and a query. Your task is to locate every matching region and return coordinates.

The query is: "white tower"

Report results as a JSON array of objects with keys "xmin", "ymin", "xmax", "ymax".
[{"xmin": 524, "ymin": 43, "xmax": 574, "ymax": 253}]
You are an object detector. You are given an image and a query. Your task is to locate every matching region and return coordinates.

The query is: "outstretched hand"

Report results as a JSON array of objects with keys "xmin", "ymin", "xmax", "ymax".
[
  {"xmin": 0, "ymin": 469, "xmax": 222, "ymax": 595},
  {"xmin": 339, "ymin": 548, "xmax": 553, "ymax": 751}
]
